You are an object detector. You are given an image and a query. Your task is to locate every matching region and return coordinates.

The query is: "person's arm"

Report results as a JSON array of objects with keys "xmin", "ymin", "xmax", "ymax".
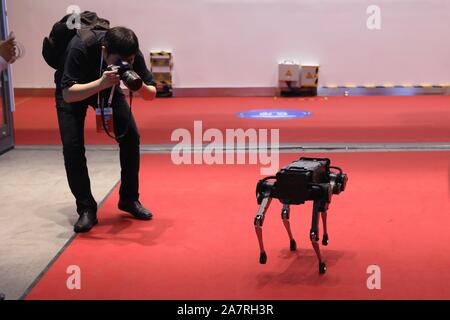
[
  {"xmin": 133, "ymin": 50, "xmax": 157, "ymax": 101},
  {"xmin": 137, "ymin": 82, "xmax": 157, "ymax": 101},
  {"xmin": 61, "ymin": 43, "xmax": 120, "ymax": 104},
  {"xmin": 63, "ymin": 70, "xmax": 119, "ymax": 103}
]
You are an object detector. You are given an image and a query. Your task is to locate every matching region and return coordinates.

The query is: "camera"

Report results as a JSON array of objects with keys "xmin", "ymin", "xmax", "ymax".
[{"xmin": 107, "ymin": 60, "xmax": 143, "ymax": 91}]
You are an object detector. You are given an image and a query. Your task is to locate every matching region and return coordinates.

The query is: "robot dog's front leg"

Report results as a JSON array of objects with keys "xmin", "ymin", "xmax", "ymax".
[
  {"xmin": 311, "ymin": 198, "xmax": 327, "ymax": 274},
  {"xmin": 281, "ymin": 204, "xmax": 297, "ymax": 251},
  {"xmin": 254, "ymin": 195, "xmax": 272, "ymax": 264}
]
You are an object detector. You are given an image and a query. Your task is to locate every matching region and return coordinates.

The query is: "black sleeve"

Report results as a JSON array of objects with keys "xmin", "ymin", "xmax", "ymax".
[
  {"xmin": 61, "ymin": 42, "xmax": 90, "ymax": 89},
  {"xmin": 133, "ymin": 49, "xmax": 155, "ymax": 86}
]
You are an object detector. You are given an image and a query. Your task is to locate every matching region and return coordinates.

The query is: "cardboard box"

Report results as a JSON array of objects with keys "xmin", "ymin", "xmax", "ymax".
[
  {"xmin": 279, "ymin": 61, "xmax": 300, "ymax": 82},
  {"xmin": 300, "ymin": 65, "xmax": 319, "ymax": 87}
]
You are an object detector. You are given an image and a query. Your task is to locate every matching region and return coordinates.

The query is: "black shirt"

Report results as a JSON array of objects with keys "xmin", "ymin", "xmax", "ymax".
[{"xmin": 55, "ymin": 30, "xmax": 154, "ymax": 104}]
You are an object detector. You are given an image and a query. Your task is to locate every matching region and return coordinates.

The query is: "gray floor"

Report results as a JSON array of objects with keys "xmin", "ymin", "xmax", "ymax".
[
  {"xmin": 1, "ymin": 143, "xmax": 450, "ymax": 300},
  {"xmin": 0, "ymin": 148, "xmax": 121, "ymax": 300}
]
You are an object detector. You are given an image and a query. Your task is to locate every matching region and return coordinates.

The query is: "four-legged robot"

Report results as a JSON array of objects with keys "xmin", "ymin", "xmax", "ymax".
[{"xmin": 253, "ymin": 157, "xmax": 348, "ymax": 274}]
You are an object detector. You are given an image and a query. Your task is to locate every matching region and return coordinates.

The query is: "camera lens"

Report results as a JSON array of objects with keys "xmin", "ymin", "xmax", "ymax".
[{"xmin": 122, "ymin": 70, "xmax": 143, "ymax": 91}]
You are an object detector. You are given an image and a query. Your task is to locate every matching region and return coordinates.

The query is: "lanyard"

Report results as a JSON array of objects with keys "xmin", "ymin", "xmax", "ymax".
[
  {"xmin": 96, "ymin": 52, "xmax": 133, "ymax": 140},
  {"xmin": 97, "ymin": 53, "xmax": 115, "ymax": 109}
]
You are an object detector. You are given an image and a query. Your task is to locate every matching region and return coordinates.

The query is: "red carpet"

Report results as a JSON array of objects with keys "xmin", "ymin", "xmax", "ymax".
[
  {"xmin": 26, "ymin": 152, "xmax": 450, "ymax": 300},
  {"xmin": 13, "ymin": 96, "xmax": 450, "ymax": 145}
]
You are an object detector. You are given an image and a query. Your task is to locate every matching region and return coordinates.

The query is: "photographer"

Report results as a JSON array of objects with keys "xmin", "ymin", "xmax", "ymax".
[{"xmin": 56, "ymin": 26, "xmax": 156, "ymax": 233}]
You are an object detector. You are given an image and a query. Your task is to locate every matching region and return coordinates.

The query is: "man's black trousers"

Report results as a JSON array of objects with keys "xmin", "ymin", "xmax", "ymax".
[{"xmin": 56, "ymin": 92, "xmax": 140, "ymax": 215}]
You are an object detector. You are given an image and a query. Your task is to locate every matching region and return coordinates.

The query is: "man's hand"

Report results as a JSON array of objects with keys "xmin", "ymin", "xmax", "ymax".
[
  {"xmin": 63, "ymin": 70, "xmax": 120, "ymax": 104},
  {"xmin": 99, "ymin": 70, "xmax": 120, "ymax": 90},
  {"xmin": 0, "ymin": 34, "xmax": 17, "ymax": 63}
]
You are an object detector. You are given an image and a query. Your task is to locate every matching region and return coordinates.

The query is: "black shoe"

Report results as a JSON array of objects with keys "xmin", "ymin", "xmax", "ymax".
[
  {"xmin": 0, "ymin": 293, "xmax": 5, "ymax": 300},
  {"xmin": 118, "ymin": 200, "xmax": 153, "ymax": 220},
  {"xmin": 74, "ymin": 210, "xmax": 98, "ymax": 233}
]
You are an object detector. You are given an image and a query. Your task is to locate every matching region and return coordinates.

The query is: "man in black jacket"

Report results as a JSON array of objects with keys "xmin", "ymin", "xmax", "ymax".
[{"xmin": 56, "ymin": 26, "xmax": 156, "ymax": 233}]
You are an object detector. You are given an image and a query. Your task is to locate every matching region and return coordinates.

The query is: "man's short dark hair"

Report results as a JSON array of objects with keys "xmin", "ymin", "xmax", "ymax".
[{"xmin": 103, "ymin": 26, "xmax": 139, "ymax": 57}]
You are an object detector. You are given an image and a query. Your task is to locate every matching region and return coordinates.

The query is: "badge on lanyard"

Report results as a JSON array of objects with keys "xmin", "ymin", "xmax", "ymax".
[{"xmin": 96, "ymin": 105, "xmax": 114, "ymax": 133}]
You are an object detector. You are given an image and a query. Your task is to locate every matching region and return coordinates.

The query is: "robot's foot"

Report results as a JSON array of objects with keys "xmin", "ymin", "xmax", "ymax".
[
  {"xmin": 290, "ymin": 239, "xmax": 297, "ymax": 251},
  {"xmin": 259, "ymin": 252, "xmax": 267, "ymax": 264},
  {"xmin": 322, "ymin": 234, "xmax": 329, "ymax": 246},
  {"xmin": 319, "ymin": 262, "xmax": 327, "ymax": 274}
]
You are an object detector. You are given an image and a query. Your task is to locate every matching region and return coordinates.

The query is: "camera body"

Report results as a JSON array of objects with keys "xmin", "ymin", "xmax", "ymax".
[
  {"xmin": 107, "ymin": 60, "xmax": 143, "ymax": 91},
  {"xmin": 256, "ymin": 157, "xmax": 348, "ymax": 205}
]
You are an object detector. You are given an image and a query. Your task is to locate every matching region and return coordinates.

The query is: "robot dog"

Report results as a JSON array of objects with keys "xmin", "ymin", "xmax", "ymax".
[{"xmin": 253, "ymin": 157, "xmax": 348, "ymax": 274}]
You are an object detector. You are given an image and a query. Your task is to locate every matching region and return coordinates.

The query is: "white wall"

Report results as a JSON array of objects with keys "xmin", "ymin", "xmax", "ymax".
[{"xmin": 7, "ymin": 0, "xmax": 450, "ymax": 89}]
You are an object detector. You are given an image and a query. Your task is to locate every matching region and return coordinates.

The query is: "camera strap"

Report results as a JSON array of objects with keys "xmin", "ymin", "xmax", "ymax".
[{"xmin": 97, "ymin": 53, "xmax": 133, "ymax": 140}]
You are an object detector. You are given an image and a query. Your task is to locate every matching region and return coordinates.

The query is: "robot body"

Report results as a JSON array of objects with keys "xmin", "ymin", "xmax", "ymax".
[{"xmin": 253, "ymin": 157, "xmax": 348, "ymax": 274}]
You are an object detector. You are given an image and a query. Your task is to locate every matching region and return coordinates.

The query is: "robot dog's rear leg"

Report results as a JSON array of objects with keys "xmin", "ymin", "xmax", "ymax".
[
  {"xmin": 311, "ymin": 200, "xmax": 326, "ymax": 274},
  {"xmin": 321, "ymin": 210, "xmax": 329, "ymax": 246},
  {"xmin": 254, "ymin": 196, "xmax": 272, "ymax": 264},
  {"xmin": 281, "ymin": 204, "xmax": 297, "ymax": 251}
]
